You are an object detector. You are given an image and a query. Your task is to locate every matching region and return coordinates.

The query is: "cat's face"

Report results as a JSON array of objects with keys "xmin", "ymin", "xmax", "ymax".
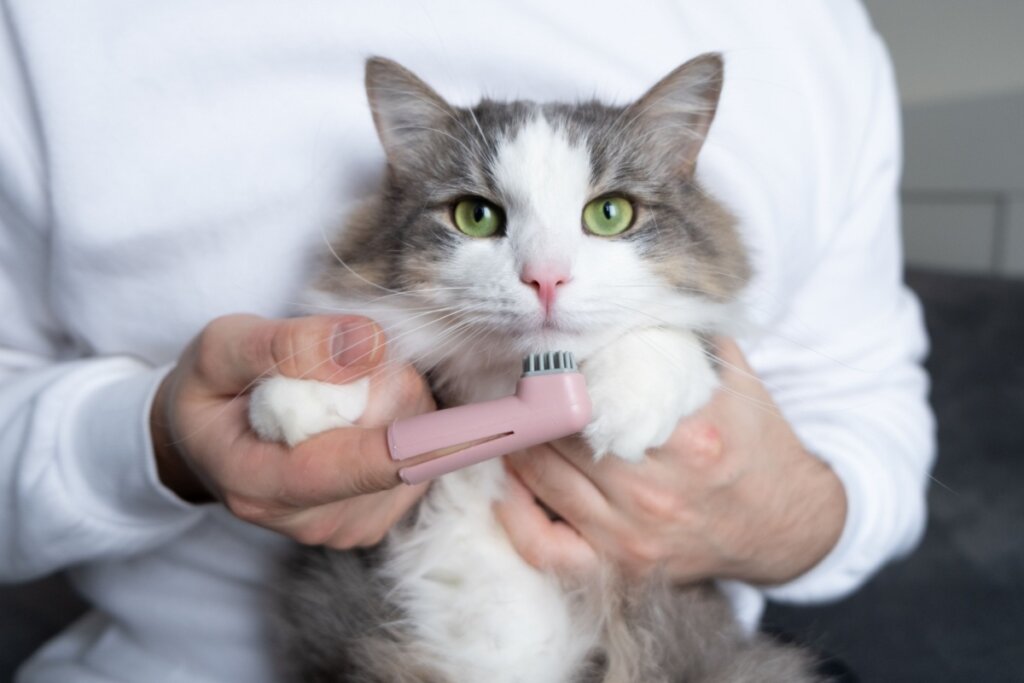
[{"xmin": 320, "ymin": 56, "xmax": 749, "ymax": 366}]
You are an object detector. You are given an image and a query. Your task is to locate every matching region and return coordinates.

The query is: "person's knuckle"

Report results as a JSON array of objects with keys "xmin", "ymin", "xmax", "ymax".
[
  {"xmin": 340, "ymin": 459, "xmax": 380, "ymax": 497},
  {"xmin": 346, "ymin": 431, "xmax": 394, "ymax": 494},
  {"xmin": 336, "ymin": 525, "xmax": 387, "ymax": 550},
  {"xmin": 350, "ymin": 467, "xmax": 388, "ymax": 497},
  {"xmin": 223, "ymin": 493, "xmax": 266, "ymax": 524},
  {"xmin": 517, "ymin": 535, "xmax": 548, "ymax": 569},
  {"xmin": 361, "ymin": 526, "xmax": 389, "ymax": 547},
  {"xmin": 292, "ymin": 522, "xmax": 334, "ymax": 547},
  {"xmin": 632, "ymin": 485, "xmax": 680, "ymax": 523},
  {"xmin": 621, "ymin": 535, "xmax": 662, "ymax": 567},
  {"xmin": 237, "ymin": 322, "xmax": 276, "ymax": 378},
  {"xmin": 620, "ymin": 474, "xmax": 652, "ymax": 506},
  {"xmin": 394, "ymin": 368, "xmax": 431, "ymax": 413},
  {"xmin": 511, "ymin": 452, "xmax": 547, "ymax": 488},
  {"xmin": 555, "ymin": 496, "xmax": 591, "ymax": 527},
  {"xmin": 270, "ymin": 321, "xmax": 305, "ymax": 378},
  {"xmin": 193, "ymin": 317, "xmax": 232, "ymax": 379}
]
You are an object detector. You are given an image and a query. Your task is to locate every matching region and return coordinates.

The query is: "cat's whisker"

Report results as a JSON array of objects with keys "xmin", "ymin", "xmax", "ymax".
[
  {"xmin": 294, "ymin": 299, "xmax": 469, "ymax": 315},
  {"xmin": 605, "ymin": 288, "xmax": 871, "ymax": 375},
  {"xmin": 602, "ymin": 300, "xmax": 780, "ymax": 390},
  {"xmin": 245, "ymin": 303, "xmax": 491, "ymax": 403},
  {"xmin": 319, "ymin": 230, "xmax": 400, "ymax": 295},
  {"xmin": 633, "ymin": 334, "xmax": 782, "ymax": 417},
  {"xmin": 170, "ymin": 302, "xmax": 496, "ymax": 448}
]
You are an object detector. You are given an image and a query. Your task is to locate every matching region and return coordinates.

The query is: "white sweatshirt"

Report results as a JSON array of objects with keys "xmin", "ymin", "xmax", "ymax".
[{"xmin": 0, "ymin": 1, "xmax": 934, "ymax": 680}]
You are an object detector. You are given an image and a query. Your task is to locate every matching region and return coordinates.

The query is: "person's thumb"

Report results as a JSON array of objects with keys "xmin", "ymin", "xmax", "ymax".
[{"xmin": 195, "ymin": 314, "xmax": 384, "ymax": 393}]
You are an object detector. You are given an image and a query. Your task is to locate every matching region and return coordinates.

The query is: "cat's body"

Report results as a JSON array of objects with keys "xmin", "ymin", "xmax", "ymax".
[{"xmin": 250, "ymin": 56, "xmax": 821, "ymax": 682}]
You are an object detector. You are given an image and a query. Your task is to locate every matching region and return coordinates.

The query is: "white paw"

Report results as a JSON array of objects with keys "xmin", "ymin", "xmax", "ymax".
[
  {"xmin": 248, "ymin": 376, "xmax": 370, "ymax": 447},
  {"xmin": 581, "ymin": 329, "xmax": 717, "ymax": 462}
]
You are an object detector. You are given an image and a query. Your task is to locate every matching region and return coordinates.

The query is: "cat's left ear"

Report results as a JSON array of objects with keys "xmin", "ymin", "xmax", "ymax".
[
  {"xmin": 626, "ymin": 53, "xmax": 724, "ymax": 178},
  {"xmin": 365, "ymin": 57, "xmax": 457, "ymax": 175}
]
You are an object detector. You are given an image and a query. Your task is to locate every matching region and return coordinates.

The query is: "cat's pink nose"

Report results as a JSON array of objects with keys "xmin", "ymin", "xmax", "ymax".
[{"xmin": 520, "ymin": 264, "xmax": 571, "ymax": 315}]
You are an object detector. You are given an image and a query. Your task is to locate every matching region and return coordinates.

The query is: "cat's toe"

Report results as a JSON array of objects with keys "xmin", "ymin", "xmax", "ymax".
[
  {"xmin": 584, "ymin": 408, "xmax": 675, "ymax": 462},
  {"xmin": 248, "ymin": 376, "xmax": 371, "ymax": 447}
]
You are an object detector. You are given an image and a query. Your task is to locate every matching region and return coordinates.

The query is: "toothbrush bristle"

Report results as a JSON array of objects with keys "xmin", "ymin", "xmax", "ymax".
[{"xmin": 521, "ymin": 350, "xmax": 577, "ymax": 376}]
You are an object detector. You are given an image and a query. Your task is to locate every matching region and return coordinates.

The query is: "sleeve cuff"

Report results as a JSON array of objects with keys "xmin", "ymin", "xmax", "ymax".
[{"xmin": 64, "ymin": 359, "xmax": 205, "ymax": 526}]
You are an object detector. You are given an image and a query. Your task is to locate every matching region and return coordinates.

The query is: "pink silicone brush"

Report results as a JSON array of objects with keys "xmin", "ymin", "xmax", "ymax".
[{"xmin": 388, "ymin": 351, "xmax": 591, "ymax": 484}]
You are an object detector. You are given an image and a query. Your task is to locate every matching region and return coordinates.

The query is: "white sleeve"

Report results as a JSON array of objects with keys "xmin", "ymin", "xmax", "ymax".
[
  {"xmin": 753, "ymin": 23, "xmax": 936, "ymax": 603},
  {"xmin": 0, "ymin": 14, "xmax": 204, "ymax": 582}
]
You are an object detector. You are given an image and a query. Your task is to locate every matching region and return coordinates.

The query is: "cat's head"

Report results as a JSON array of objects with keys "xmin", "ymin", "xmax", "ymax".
[{"xmin": 319, "ymin": 55, "xmax": 749, "ymax": 368}]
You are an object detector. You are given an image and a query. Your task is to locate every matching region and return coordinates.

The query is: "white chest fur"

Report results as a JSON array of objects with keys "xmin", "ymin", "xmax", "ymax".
[
  {"xmin": 248, "ymin": 326, "xmax": 718, "ymax": 681},
  {"xmin": 384, "ymin": 461, "xmax": 597, "ymax": 682}
]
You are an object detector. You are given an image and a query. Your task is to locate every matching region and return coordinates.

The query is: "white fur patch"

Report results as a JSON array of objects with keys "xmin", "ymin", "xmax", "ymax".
[
  {"xmin": 492, "ymin": 116, "xmax": 592, "ymax": 271},
  {"xmin": 248, "ymin": 376, "xmax": 370, "ymax": 447},
  {"xmin": 384, "ymin": 460, "xmax": 599, "ymax": 683},
  {"xmin": 583, "ymin": 328, "xmax": 718, "ymax": 461}
]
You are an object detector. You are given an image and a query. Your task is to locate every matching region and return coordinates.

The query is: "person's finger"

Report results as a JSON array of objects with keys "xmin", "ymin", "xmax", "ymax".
[
  {"xmin": 494, "ymin": 469, "xmax": 598, "ymax": 574},
  {"xmin": 504, "ymin": 444, "xmax": 612, "ymax": 532},
  {"xmin": 323, "ymin": 482, "xmax": 427, "ymax": 549},
  {"xmin": 649, "ymin": 417, "xmax": 724, "ymax": 473},
  {"xmin": 269, "ymin": 480, "xmax": 427, "ymax": 548},
  {"xmin": 195, "ymin": 314, "xmax": 384, "ymax": 393},
  {"xmin": 220, "ymin": 422, "xmax": 403, "ymax": 505},
  {"xmin": 708, "ymin": 336, "xmax": 765, "ymax": 398},
  {"xmin": 285, "ymin": 424, "xmax": 405, "ymax": 500},
  {"xmin": 536, "ymin": 435, "xmax": 643, "ymax": 493}
]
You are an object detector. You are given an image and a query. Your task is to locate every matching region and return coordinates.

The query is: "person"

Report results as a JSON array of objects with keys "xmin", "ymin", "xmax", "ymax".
[{"xmin": 0, "ymin": 1, "xmax": 934, "ymax": 680}]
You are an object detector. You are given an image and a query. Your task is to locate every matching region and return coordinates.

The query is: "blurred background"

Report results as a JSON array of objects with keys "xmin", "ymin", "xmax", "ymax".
[
  {"xmin": 873, "ymin": 0, "xmax": 1024, "ymax": 276},
  {"xmin": 766, "ymin": 2, "xmax": 1024, "ymax": 681},
  {"xmin": 2, "ymin": 2, "xmax": 1022, "ymax": 681}
]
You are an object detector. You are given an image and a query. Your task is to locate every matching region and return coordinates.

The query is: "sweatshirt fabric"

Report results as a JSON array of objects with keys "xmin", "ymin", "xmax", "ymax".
[{"xmin": 0, "ymin": 1, "xmax": 934, "ymax": 680}]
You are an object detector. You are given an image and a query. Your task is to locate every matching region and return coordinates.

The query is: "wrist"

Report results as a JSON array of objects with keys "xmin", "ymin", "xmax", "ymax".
[
  {"xmin": 151, "ymin": 373, "xmax": 214, "ymax": 504},
  {"xmin": 730, "ymin": 449, "xmax": 847, "ymax": 585}
]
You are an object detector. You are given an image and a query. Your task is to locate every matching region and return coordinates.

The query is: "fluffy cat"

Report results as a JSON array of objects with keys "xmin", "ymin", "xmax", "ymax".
[{"xmin": 250, "ymin": 55, "xmax": 822, "ymax": 682}]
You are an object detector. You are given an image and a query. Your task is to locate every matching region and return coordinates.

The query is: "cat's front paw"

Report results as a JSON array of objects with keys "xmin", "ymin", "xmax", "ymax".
[
  {"xmin": 248, "ymin": 376, "xmax": 370, "ymax": 447},
  {"xmin": 581, "ymin": 329, "xmax": 717, "ymax": 462}
]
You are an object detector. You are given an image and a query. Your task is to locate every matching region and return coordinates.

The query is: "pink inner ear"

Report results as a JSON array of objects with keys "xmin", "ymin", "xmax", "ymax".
[{"xmin": 520, "ymin": 262, "xmax": 573, "ymax": 314}]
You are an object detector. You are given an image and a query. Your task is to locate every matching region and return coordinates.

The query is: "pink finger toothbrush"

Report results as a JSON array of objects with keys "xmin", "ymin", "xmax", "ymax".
[{"xmin": 387, "ymin": 351, "xmax": 591, "ymax": 484}]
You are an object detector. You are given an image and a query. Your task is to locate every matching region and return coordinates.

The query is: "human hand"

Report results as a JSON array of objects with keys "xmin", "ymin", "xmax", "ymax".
[
  {"xmin": 151, "ymin": 314, "xmax": 434, "ymax": 548},
  {"xmin": 495, "ymin": 338, "xmax": 846, "ymax": 585}
]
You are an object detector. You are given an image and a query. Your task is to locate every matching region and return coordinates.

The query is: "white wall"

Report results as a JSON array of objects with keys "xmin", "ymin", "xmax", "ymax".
[{"xmin": 862, "ymin": 0, "xmax": 1024, "ymax": 276}]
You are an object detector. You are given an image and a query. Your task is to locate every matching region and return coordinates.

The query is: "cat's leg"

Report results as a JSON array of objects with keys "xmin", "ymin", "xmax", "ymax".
[
  {"xmin": 250, "ymin": 378, "xmax": 457, "ymax": 681},
  {"xmin": 277, "ymin": 546, "xmax": 451, "ymax": 683},
  {"xmin": 382, "ymin": 464, "xmax": 598, "ymax": 683},
  {"xmin": 248, "ymin": 375, "xmax": 370, "ymax": 446},
  {"xmin": 581, "ymin": 327, "xmax": 717, "ymax": 462}
]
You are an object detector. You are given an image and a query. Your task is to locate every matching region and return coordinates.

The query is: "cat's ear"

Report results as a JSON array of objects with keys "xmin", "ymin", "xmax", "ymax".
[
  {"xmin": 365, "ymin": 57, "xmax": 456, "ymax": 173},
  {"xmin": 626, "ymin": 53, "xmax": 724, "ymax": 178}
]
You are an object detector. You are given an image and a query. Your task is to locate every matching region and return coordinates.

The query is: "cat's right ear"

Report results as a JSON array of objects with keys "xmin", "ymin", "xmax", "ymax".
[{"xmin": 365, "ymin": 57, "xmax": 456, "ymax": 174}]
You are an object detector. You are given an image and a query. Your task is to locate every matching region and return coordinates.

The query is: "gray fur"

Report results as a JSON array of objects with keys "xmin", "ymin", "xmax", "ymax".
[
  {"xmin": 282, "ymin": 56, "xmax": 822, "ymax": 682},
  {"xmin": 277, "ymin": 547, "xmax": 820, "ymax": 683}
]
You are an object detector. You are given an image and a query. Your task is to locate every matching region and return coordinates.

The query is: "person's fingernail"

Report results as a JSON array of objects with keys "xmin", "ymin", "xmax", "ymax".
[{"xmin": 331, "ymin": 318, "xmax": 381, "ymax": 367}]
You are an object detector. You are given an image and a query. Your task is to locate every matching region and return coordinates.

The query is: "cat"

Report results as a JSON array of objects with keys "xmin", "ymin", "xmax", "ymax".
[{"xmin": 249, "ymin": 55, "xmax": 822, "ymax": 683}]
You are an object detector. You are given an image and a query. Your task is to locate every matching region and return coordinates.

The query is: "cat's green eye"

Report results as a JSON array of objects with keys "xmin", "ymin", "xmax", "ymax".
[
  {"xmin": 583, "ymin": 196, "xmax": 634, "ymax": 236},
  {"xmin": 453, "ymin": 198, "xmax": 504, "ymax": 238}
]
